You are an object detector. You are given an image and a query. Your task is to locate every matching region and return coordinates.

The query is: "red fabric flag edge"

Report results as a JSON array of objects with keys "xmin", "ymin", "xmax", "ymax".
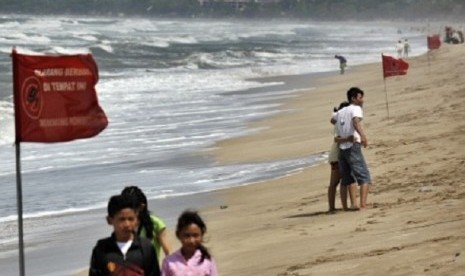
[
  {"xmin": 427, "ymin": 35, "xmax": 441, "ymax": 50},
  {"xmin": 382, "ymin": 54, "xmax": 409, "ymax": 79},
  {"xmin": 12, "ymin": 49, "xmax": 108, "ymax": 143}
]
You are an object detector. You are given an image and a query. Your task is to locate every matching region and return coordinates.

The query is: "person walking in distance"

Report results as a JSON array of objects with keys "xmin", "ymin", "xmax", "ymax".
[
  {"xmin": 334, "ymin": 55, "xmax": 347, "ymax": 75},
  {"xmin": 396, "ymin": 40, "xmax": 404, "ymax": 58},
  {"xmin": 403, "ymin": 39, "xmax": 410, "ymax": 57},
  {"xmin": 333, "ymin": 87, "xmax": 371, "ymax": 209}
]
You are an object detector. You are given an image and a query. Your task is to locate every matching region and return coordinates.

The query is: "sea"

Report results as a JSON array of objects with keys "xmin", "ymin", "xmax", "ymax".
[{"xmin": 0, "ymin": 14, "xmax": 428, "ymax": 275}]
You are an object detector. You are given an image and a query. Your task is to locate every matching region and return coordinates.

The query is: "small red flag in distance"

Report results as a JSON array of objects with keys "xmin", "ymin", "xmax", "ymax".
[
  {"xmin": 427, "ymin": 34, "xmax": 441, "ymax": 50},
  {"xmin": 382, "ymin": 54, "xmax": 409, "ymax": 79}
]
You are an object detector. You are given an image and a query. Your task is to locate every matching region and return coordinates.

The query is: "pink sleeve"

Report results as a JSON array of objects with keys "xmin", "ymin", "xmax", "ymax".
[
  {"xmin": 161, "ymin": 259, "xmax": 170, "ymax": 276},
  {"xmin": 210, "ymin": 259, "xmax": 218, "ymax": 276}
]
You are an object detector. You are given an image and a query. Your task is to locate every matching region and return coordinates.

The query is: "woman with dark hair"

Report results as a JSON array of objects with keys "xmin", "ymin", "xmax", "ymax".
[
  {"xmin": 161, "ymin": 210, "xmax": 218, "ymax": 276},
  {"xmin": 122, "ymin": 186, "xmax": 172, "ymax": 260}
]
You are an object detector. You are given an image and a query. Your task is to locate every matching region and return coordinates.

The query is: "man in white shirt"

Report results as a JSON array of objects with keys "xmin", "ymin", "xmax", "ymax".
[{"xmin": 333, "ymin": 87, "xmax": 371, "ymax": 209}]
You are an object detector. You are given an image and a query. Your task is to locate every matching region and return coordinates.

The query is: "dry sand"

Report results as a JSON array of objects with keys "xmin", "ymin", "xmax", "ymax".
[
  {"xmin": 199, "ymin": 44, "xmax": 465, "ymax": 276},
  {"xmin": 77, "ymin": 44, "xmax": 465, "ymax": 276}
]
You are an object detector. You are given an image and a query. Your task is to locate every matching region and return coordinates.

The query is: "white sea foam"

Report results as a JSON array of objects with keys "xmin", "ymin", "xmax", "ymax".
[
  {"xmin": 0, "ymin": 101, "xmax": 14, "ymax": 145},
  {"xmin": 49, "ymin": 46, "xmax": 91, "ymax": 54},
  {"xmin": 0, "ymin": 206, "xmax": 99, "ymax": 223},
  {"xmin": 97, "ymin": 43, "xmax": 113, "ymax": 53},
  {"xmin": 0, "ymin": 16, "xmax": 429, "ymax": 236}
]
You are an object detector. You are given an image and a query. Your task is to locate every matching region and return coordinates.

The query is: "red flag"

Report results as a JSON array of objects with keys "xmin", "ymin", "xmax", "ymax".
[
  {"xmin": 382, "ymin": 54, "xmax": 409, "ymax": 78},
  {"xmin": 12, "ymin": 50, "xmax": 108, "ymax": 143},
  {"xmin": 427, "ymin": 34, "xmax": 441, "ymax": 50}
]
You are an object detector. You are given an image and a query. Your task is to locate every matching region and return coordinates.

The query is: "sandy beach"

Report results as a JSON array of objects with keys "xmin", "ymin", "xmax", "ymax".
[
  {"xmin": 76, "ymin": 43, "xmax": 465, "ymax": 276},
  {"xmin": 199, "ymin": 43, "xmax": 465, "ymax": 275}
]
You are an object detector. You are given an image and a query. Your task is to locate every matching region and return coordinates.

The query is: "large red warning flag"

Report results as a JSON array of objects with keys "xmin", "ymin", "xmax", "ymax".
[
  {"xmin": 382, "ymin": 54, "xmax": 409, "ymax": 79},
  {"xmin": 12, "ymin": 50, "xmax": 108, "ymax": 143}
]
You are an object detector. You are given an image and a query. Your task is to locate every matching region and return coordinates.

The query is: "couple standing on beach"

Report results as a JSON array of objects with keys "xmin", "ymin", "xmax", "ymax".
[
  {"xmin": 89, "ymin": 186, "xmax": 218, "ymax": 276},
  {"xmin": 328, "ymin": 87, "xmax": 371, "ymax": 212}
]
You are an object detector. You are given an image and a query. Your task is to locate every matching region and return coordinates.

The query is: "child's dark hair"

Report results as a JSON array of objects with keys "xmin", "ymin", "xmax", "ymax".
[
  {"xmin": 121, "ymin": 186, "xmax": 154, "ymax": 239},
  {"xmin": 107, "ymin": 194, "xmax": 138, "ymax": 217},
  {"xmin": 333, "ymin": 101, "xmax": 350, "ymax": 112},
  {"xmin": 176, "ymin": 210, "xmax": 211, "ymax": 263},
  {"xmin": 346, "ymin": 87, "xmax": 364, "ymax": 103}
]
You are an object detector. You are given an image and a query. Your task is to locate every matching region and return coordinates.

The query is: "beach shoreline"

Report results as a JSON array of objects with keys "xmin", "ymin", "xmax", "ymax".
[
  {"xmin": 2, "ymin": 17, "xmax": 463, "ymax": 276},
  {"xmin": 70, "ymin": 69, "xmax": 342, "ymax": 276},
  {"xmin": 200, "ymin": 44, "xmax": 465, "ymax": 275},
  {"xmin": 46, "ymin": 44, "xmax": 465, "ymax": 276}
]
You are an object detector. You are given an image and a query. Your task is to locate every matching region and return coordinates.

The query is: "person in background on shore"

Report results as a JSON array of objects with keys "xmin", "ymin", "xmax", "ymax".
[
  {"xmin": 328, "ymin": 101, "xmax": 355, "ymax": 213},
  {"xmin": 334, "ymin": 87, "xmax": 371, "ymax": 209},
  {"xmin": 122, "ymin": 186, "xmax": 172, "ymax": 262},
  {"xmin": 396, "ymin": 40, "xmax": 404, "ymax": 57},
  {"xmin": 403, "ymin": 39, "xmax": 410, "ymax": 57},
  {"xmin": 161, "ymin": 210, "xmax": 218, "ymax": 276},
  {"xmin": 89, "ymin": 194, "xmax": 160, "ymax": 276},
  {"xmin": 334, "ymin": 55, "xmax": 347, "ymax": 74}
]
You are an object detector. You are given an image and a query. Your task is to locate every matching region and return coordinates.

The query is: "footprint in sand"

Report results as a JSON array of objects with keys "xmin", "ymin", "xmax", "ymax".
[{"xmin": 355, "ymin": 225, "xmax": 367, "ymax": 232}]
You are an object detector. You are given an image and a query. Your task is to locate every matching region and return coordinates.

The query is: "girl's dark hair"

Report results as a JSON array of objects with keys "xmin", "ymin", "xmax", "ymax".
[
  {"xmin": 333, "ymin": 101, "xmax": 350, "ymax": 112},
  {"xmin": 176, "ymin": 210, "xmax": 211, "ymax": 263},
  {"xmin": 121, "ymin": 186, "xmax": 154, "ymax": 239}
]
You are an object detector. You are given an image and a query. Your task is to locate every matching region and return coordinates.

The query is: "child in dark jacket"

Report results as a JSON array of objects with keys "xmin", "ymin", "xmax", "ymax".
[{"xmin": 89, "ymin": 194, "xmax": 160, "ymax": 276}]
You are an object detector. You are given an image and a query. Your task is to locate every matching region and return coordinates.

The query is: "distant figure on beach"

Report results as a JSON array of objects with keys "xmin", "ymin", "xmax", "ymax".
[
  {"xmin": 444, "ymin": 26, "xmax": 463, "ymax": 44},
  {"xmin": 403, "ymin": 39, "xmax": 410, "ymax": 57},
  {"xmin": 122, "ymin": 186, "xmax": 172, "ymax": 261},
  {"xmin": 327, "ymin": 101, "xmax": 354, "ymax": 213},
  {"xmin": 334, "ymin": 55, "xmax": 347, "ymax": 75},
  {"xmin": 458, "ymin": 30, "xmax": 465, "ymax": 43},
  {"xmin": 333, "ymin": 87, "xmax": 371, "ymax": 209},
  {"xmin": 161, "ymin": 210, "xmax": 218, "ymax": 276},
  {"xmin": 396, "ymin": 40, "xmax": 404, "ymax": 58},
  {"xmin": 89, "ymin": 194, "xmax": 160, "ymax": 275}
]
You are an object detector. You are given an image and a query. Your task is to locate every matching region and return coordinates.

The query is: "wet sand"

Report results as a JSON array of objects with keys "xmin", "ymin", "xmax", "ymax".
[
  {"xmin": 202, "ymin": 43, "xmax": 465, "ymax": 275},
  {"xmin": 75, "ymin": 43, "xmax": 465, "ymax": 275}
]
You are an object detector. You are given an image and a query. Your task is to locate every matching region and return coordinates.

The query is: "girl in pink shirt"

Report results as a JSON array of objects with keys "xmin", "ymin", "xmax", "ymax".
[{"xmin": 161, "ymin": 210, "xmax": 218, "ymax": 276}]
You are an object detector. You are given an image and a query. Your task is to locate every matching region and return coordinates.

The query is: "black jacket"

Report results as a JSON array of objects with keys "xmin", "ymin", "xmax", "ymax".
[{"xmin": 89, "ymin": 233, "xmax": 160, "ymax": 276}]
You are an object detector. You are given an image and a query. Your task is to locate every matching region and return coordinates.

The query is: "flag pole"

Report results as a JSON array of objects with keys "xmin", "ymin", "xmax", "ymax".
[
  {"xmin": 427, "ymin": 22, "xmax": 431, "ymax": 74},
  {"xmin": 383, "ymin": 78, "xmax": 390, "ymax": 121},
  {"xmin": 12, "ymin": 47, "xmax": 26, "ymax": 276},
  {"xmin": 381, "ymin": 53, "xmax": 390, "ymax": 121},
  {"xmin": 427, "ymin": 51, "xmax": 431, "ymax": 74},
  {"xmin": 15, "ymin": 141, "xmax": 26, "ymax": 276}
]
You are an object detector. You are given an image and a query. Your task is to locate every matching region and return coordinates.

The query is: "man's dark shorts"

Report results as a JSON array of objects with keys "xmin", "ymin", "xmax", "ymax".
[{"xmin": 338, "ymin": 143, "xmax": 371, "ymax": 186}]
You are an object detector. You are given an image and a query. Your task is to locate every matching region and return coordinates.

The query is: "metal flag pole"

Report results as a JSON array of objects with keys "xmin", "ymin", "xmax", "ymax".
[
  {"xmin": 15, "ymin": 141, "xmax": 26, "ymax": 276},
  {"xmin": 427, "ymin": 50, "xmax": 431, "ymax": 74},
  {"xmin": 12, "ymin": 47, "xmax": 26, "ymax": 276},
  {"xmin": 381, "ymin": 53, "xmax": 390, "ymax": 121},
  {"xmin": 383, "ymin": 77, "xmax": 390, "ymax": 121}
]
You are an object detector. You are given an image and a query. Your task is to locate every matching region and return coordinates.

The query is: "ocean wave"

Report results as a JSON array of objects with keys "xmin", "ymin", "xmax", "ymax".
[
  {"xmin": 0, "ymin": 32, "xmax": 51, "ymax": 45},
  {"xmin": 0, "ymin": 15, "xmax": 430, "ymax": 229},
  {"xmin": 49, "ymin": 46, "xmax": 91, "ymax": 54},
  {"xmin": 0, "ymin": 206, "xmax": 100, "ymax": 223},
  {"xmin": 97, "ymin": 43, "xmax": 114, "ymax": 53},
  {"xmin": 0, "ymin": 101, "xmax": 14, "ymax": 145},
  {"xmin": 73, "ymin": 33, "xmax": 99, "ymax": 42}
]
